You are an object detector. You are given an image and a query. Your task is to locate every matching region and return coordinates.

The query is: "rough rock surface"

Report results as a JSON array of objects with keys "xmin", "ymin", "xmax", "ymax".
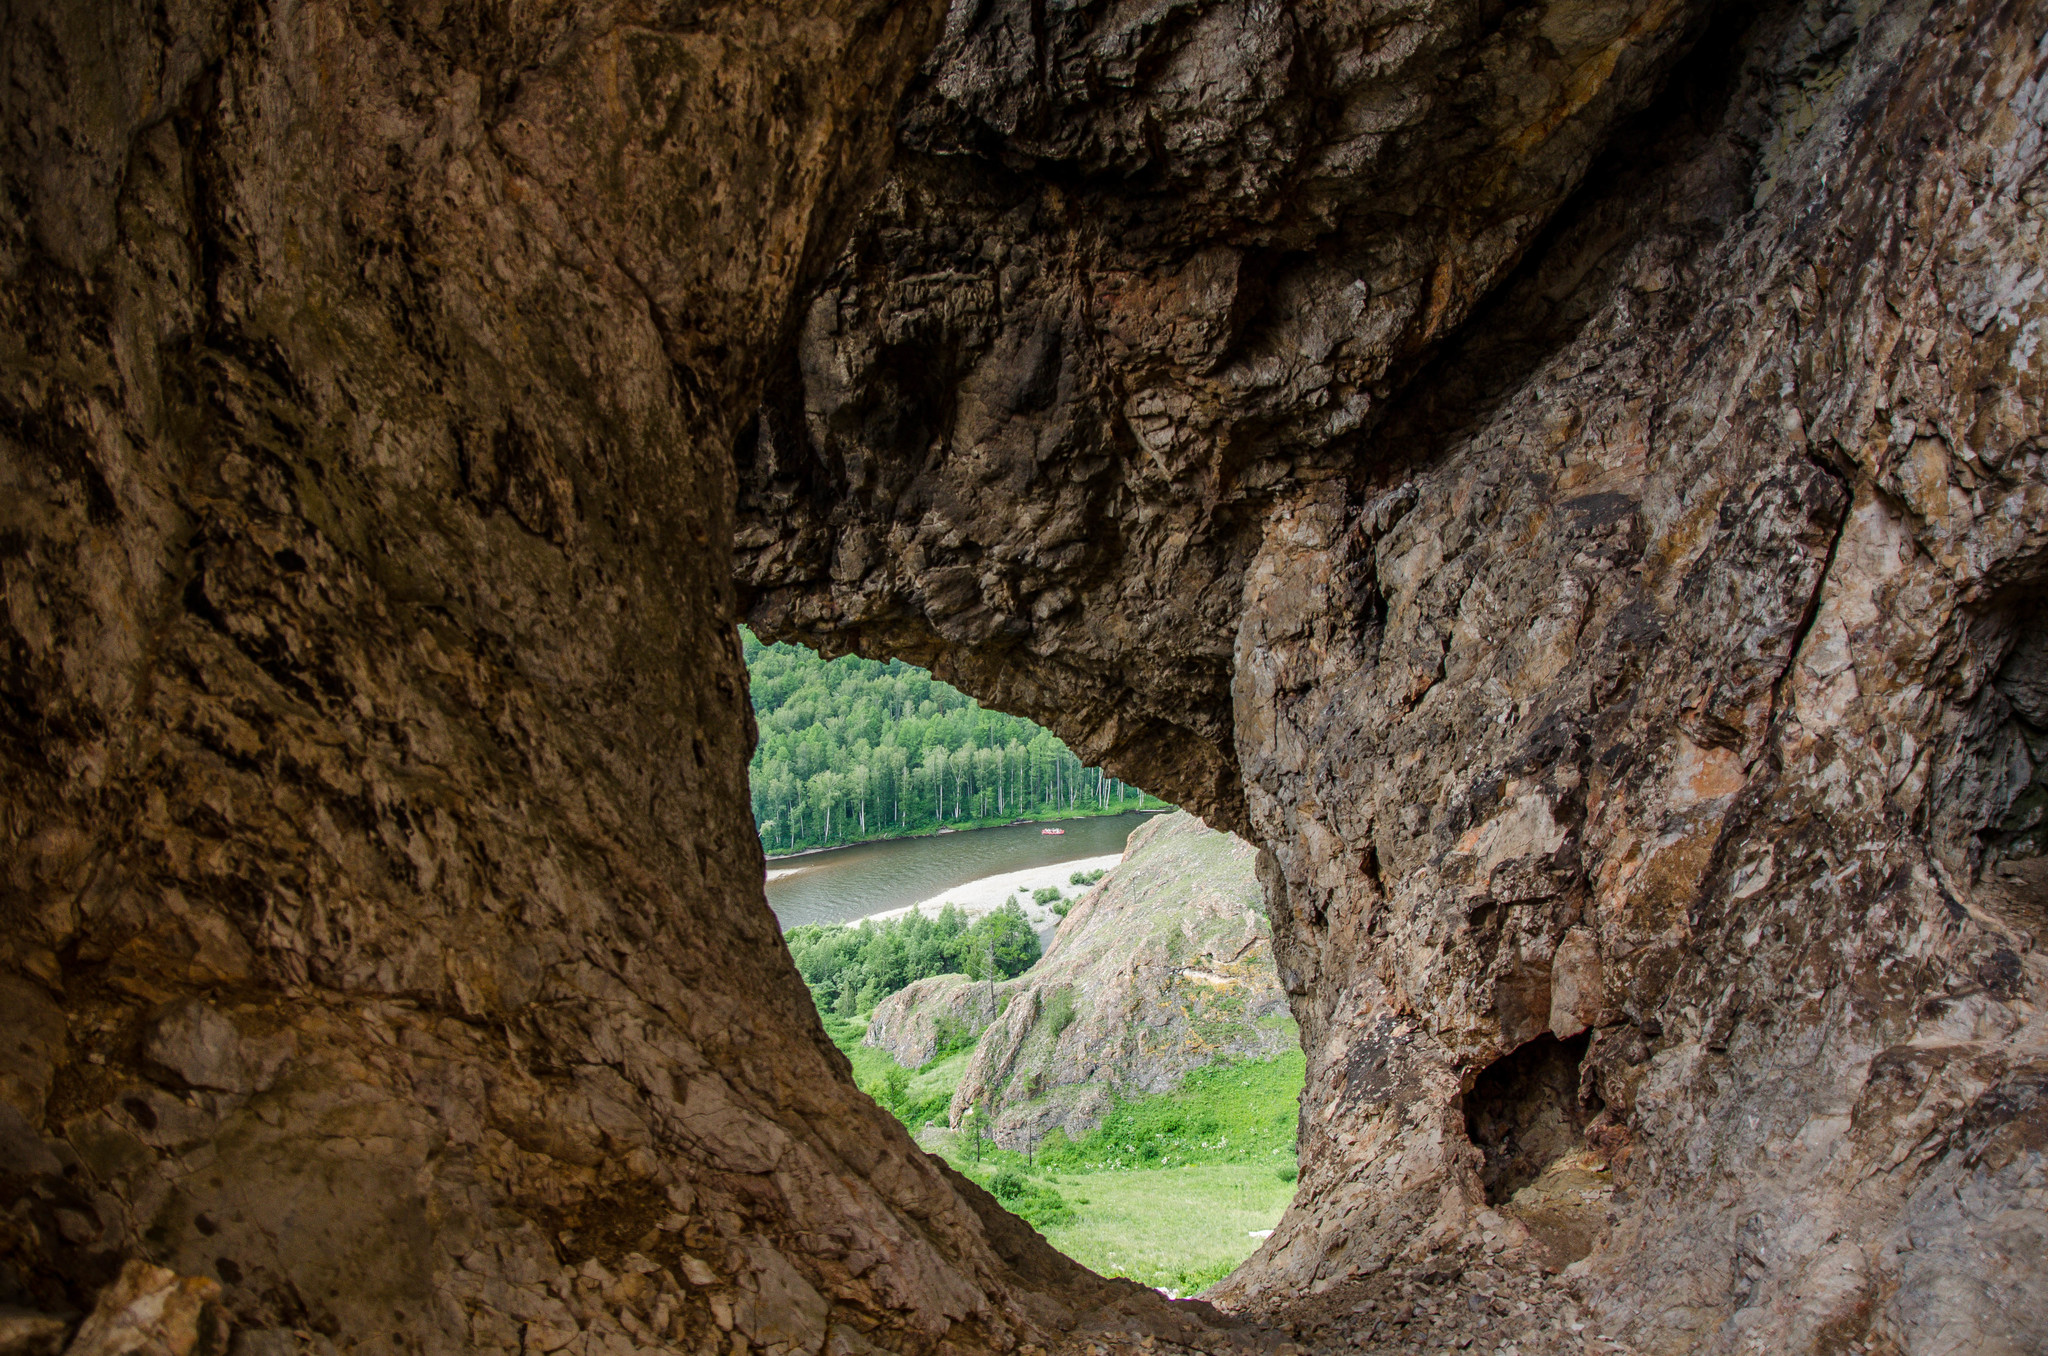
[
  {"xmin": 865, "ymin": 972, "xmax": 1009, "ymax": 1073},
  {"xmin": 734, "ymin": 0, "xmax": 1713, "ymax": 831},
  {"xmin": 7, "ymin": 0, "xmax": 2048, "ymax": 1353},
  {"xmin": 0, "ymin": 3, "xmax": 1192, "ymax": 1355},
  {"xmin": 60, "ymin": 1259, "xmax": 226, "ymax": 1356},
  {"xmin": 738, "ymin": 0, "xmax": 2048, "ymax": 1351},
  {"xmin": 947, "ymin": 813, "xmax": 1291, "ymax": 1145},
  {"xmin": 863, "ymin": 814, "xmax": 1289, "ymax": 1145}
]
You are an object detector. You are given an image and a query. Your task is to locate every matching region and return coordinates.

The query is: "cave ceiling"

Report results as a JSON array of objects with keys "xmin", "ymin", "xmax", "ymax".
[{"xmin": 2, "ymin": 0, "xmax": 2045, "ymax": 1353}]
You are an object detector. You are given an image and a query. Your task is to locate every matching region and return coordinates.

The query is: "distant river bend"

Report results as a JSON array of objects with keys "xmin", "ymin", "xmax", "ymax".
[{"xmin": 763, "ymin": 812, "xmax": 1162, "ymax": 929}]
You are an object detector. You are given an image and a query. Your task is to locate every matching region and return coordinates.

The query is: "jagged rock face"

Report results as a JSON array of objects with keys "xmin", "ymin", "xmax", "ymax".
[
  {"xmin": 866, "ymin": 972, "xmax": 1009, "ymax": 1073},
  {"xmin": 7, "ymin": 0, "xmax": 2047, "ymax": 1353},
  {"xmin": 865, "ymin": 813, "xmax": 1290, "ymax": 1146},
  {"xmin": 740, "ymin": 0, "xmax": 2048, "ymax": 1351},
  {"xmin": 948, "ymin": 813, "xmax": 1289, "ymax": 1145},
  {"xmin": 732, "ymin": 0, "xmax": 1710, "ymax": 830},
  {"xmin": 1, "ymin": 3, "xmax": 1198, "ymax": 1355}
]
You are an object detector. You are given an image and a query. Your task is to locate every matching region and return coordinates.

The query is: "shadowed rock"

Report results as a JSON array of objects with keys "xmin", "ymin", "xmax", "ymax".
[
  {"xmin": 3, "ymin": 0, "xmax": 2045, "ymax": 1351},
  {"xmin": 741, "ymin": 0, "xmax": 2048, "ymax": 1349}
]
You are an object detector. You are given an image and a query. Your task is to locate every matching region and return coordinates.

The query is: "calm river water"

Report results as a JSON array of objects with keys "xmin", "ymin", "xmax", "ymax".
[{"xmin": 764, "ymin": 811, "xmax": 1162, "ymax": 929}]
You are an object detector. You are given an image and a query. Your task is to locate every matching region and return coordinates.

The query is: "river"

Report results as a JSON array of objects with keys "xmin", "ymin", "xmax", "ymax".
[{"xmin": 764, "ymin": 811, "xmax": 1164, "ymax": 929}]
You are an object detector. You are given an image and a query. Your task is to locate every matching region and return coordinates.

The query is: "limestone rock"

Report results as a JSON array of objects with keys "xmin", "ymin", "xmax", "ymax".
[
  {"xmin": 139, "ymin": 1001, "xmax": 291, "ymax": 1096},
  {"xmin": 0, "ymin": 0, "xmax": 1157, "ymax": 1353},
  {"xmin": 864, "ymin": 974, "xmax": 1006, "ymax": 1072},
  {"xmin": 62, "ymin": 1262, "xmax": 224, "ymax": 1356},
  {"xmin": 0, "ymin": 1309, "xmax": 72, "ymax": 1356},
  {"xmin": 734, "ymin": 0, "xmax": 1711, "ymax": 834},
  {"xmin": 1544, "ymin": 929, "xmax": 1608, "ymax": 1042},
  {"xmin": 0, "ymin": 978, "xmax": 66, "ymax": 1122},
  {"xmin": 865, "ymin": 813, "xmax": 1287, "ymax": 1147},
  {"xmin": 950, "ymin": 813, "xmax": 1290, "ymax": 1145},
  {"xmin": 741, "ymin": 0, "xmax": 2048, "ymax": 1347}
]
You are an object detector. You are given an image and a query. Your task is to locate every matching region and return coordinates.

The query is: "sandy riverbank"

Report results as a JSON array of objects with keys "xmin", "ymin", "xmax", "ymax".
[{"xmin": 855, "ymin": 852, "xmax": 1126, "ymax": 939}]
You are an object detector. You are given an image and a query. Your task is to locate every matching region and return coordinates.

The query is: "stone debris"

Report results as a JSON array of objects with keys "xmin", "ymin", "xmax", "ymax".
[
  {"xmin": 0, "ymin": 1309, "xmax": 72, "ymax": 1356},
  {"xmin": 1234, "ymin": 1258, "xmax": 1607, "ymax": 1356},
  {"xmin": 60, "ymin": 1262, "xmax": 224, "ymax": 1356}
]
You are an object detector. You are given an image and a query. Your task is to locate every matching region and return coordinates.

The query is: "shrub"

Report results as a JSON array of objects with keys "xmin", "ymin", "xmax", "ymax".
[
  {"xmin": 1275, "ymin": 1165, "xmax": 1299, "ymax": 1183},
  {"xmin": 931, "ymin": 1015, "xmax": 979, "ymax": 1060},
  {"xmin": 787, "ymin": 897, "xmax": 1041, "ymax": 1013},
  {"xmin": 1036, "ymin": 1051, "xmax": 1307, "ymax": 1172},
  {"xmin": 980, "ymin": 1171, "xmax": 1076, "ymax": 1229},
  {"xmin": 1042, "ymin": 986, "xmax": 1078, "ymax": 1040},
  {"xmin": 956, "ymin": 901, "xmax": 1042, "ymax": 981},
  {"xmin": 1032, "ymin": 886, "xmax": 1064, "ymax": 905},
  {"xmin": 1069, "ymin": 868, "xmax": 1106, "ymax": 887},
  {"xmin": 1052, "ymin": 899, "xmax": 1072, "ymax": 916}
]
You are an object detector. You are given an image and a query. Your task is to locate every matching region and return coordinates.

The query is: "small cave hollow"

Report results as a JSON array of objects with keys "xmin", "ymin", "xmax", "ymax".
[{"xmin": 1462, "ymin": 1031, "xmax": 1602, "ymax": 1204}]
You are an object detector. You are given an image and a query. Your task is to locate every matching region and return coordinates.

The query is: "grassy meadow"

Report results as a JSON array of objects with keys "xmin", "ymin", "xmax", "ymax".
[
  {"xmin": 820, "ymin": 1004, "xmax": 1305, "ymax": 1295},
  {"xmin": 1035, "ymin": 1164, "xmax": 1299, "ymax": 1294}
]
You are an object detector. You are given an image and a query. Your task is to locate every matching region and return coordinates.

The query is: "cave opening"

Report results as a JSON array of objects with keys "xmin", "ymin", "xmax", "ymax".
[
  {"xmin": 1462, "ymin": 1032, "xmax": 1603, "ymax": 1205},
  {"xmin": 745, "ymin": 630, "xmax": 1307, "ymax": 1296},
  {"xmin": 743, "ymin": 628, "xmax": 1155, "ymax": 866},
  {"xmin": 5, "ymin": 0, "xmax": 2041, "ymax": 1341}
]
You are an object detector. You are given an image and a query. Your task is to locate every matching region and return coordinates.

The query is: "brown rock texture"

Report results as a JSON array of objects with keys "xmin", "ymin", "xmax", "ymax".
[
  {"xmin": 737, "ymin": 0, "xmax": 2048, "ymax": 1352},
  {"xmin": 733, "ymin": 0, "xmax": 1713, "ymax": 831},
  {"xmin": 864, "ymin": 812, "xmax": 1290, "ymax": 1146},
  {"xmin": 5, "ymin": 0, "xmax": 2047, "ymax": 1352},
  {"xmin": 0, "ymin": 3, "xmax": 1188, "ymax": 1356}
]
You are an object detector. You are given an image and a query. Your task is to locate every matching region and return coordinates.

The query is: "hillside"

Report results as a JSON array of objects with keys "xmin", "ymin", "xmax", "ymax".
[
  {"xmin": 865, "ymin": 812, "xmax": 1295, "ymax": 1145},
  {"xmin": 744, "ymin": 630, "xmax": 1162, "ymax": 853}
]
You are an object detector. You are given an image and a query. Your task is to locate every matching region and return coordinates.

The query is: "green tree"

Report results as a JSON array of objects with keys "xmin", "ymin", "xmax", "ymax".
[
  {"xmin": 955, "ymin": 902, "xmax": 1040, "ymax": 981},
  {"xmin": 781, "ymin": 900, "xmax": 1039, "ymax": 1015},
  {"xmin": 743, "ymin": 629, "xmax": 1164, "ymax": 853}
]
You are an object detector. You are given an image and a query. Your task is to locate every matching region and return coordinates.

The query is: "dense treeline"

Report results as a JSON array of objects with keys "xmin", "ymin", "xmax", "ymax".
[
  {"xmin": 787, "ymin": 902, "xmax": 1041, "ymax": 1015},
  {"xmin": 745, "ymin": 630, "xmax": 1163, "ymax": 852}
]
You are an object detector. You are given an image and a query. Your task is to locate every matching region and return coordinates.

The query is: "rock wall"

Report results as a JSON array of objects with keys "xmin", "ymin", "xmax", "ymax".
[
  {"xmin": 0, "ymin": 4, "xmax": 1192, "ymax": 1356},
  {"xmin": 947, "ymin": 812, "xmax": 1291, "ymax": 1146},
  {"xmin": 737, "ymin": 0, "xmax": 2048, "ymax": 1351},
  {"xmin": 6, "ymin": 0, "xmax": 2046, "ymax": 1352},
  {"xmin": 863, "ymin": 813, "xmax": 1290, "ymax": 1147},
  {"xmin": 865, "ymin": 973, "xmax": 1008, "ymax": 1073},
  {"xmin": 732, "ymin": 0, "xmax": 1713, "ymax": 831}
]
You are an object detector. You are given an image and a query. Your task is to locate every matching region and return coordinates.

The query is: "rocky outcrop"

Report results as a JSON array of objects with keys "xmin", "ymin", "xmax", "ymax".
[
  {"xmin": 732, "ymin": 0, "xmax": 1712, "ymax": 832},
  {"xmin": 864, "ymin": 973, "xmax": 1007, "ymax": 1072},
  {"xmin": 862, "ymin": 814, "xmax": 1288, "ymax": 1145},
  {"xmin": 738, "ymin": 0, "xmax": 2048, "ymax": 1350},
  {"xmin": 947, "ymin": 813, "xmax": 1291, "ymax": 1146},
  {"xmin": 1, "ymin": 4, "xmax": 1190, "ymax": 1355},
  {"xmin": 7, "ymin": 0, "xmax": 2048, "ymax": 1352}
]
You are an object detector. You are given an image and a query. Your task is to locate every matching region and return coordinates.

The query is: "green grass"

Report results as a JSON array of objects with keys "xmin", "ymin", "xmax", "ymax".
[
  {"xmin": 930, "ymin": 1051, "xmax": 1304, "ymax": 1294},
  {"xmin": 823, "ymin": 1006, "xmax": 972, "ymax": 1129},
  {"xmin": 819, "ymin": 999, "xmax": 1305, "ymax": 1296},
  {"xmin": 1038, "ymin": 1163, "xmax": 1296, "ymax": 1294},
  {"xmin": 891, "ymin": 1049, "xmax": 971, "ymax": 1126},
  {"xmin": 1036, "ymin": 1050, "xmax": 1305, "ymax": 1171}
]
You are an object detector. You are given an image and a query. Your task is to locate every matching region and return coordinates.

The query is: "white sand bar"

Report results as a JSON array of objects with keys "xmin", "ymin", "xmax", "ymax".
[{"xmin": 856, "ymin": 852, "xmax": 1125, "ymax": 939}]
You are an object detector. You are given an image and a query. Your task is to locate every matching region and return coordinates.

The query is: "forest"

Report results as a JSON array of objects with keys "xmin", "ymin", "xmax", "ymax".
[
  {"xmin": 785, "ymin": 900, "xmax": 1042, "ymax": 1017},
  {"xmin": 745, "ymin": 630, "xmax": 1163, "ymax": 853}
]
